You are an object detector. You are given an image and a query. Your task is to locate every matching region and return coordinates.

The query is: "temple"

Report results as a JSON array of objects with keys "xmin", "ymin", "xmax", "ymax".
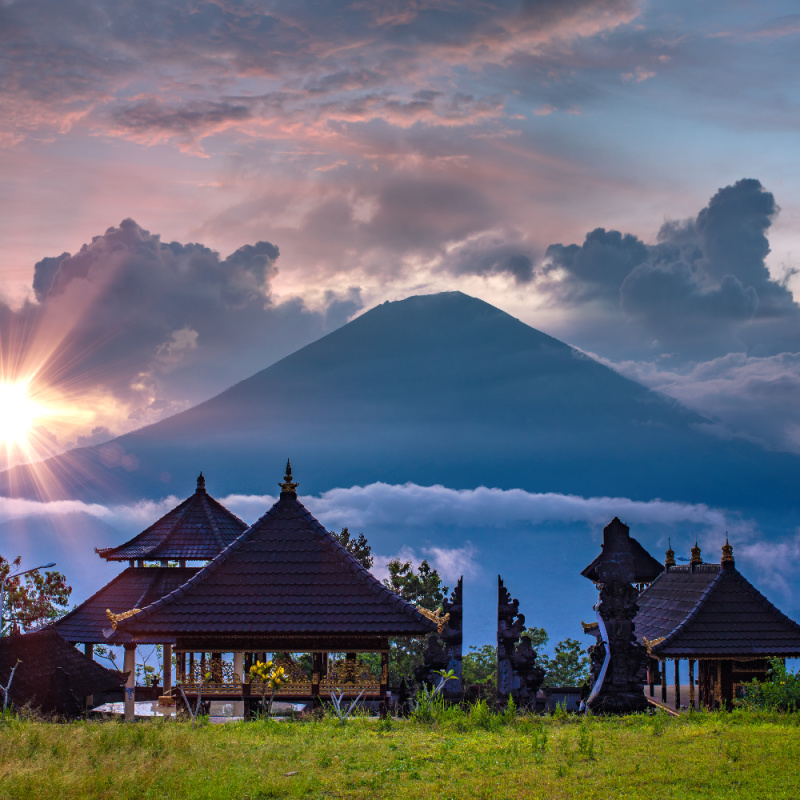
[
  {"xmin": 110, "ymin": 462, "xmax": 438, "ymax": 718},
  {"xmin": 636, "ymin": 538, "xmax": 800, "ymax": 710},
  {"xmin": 52, "ymin": 472, "xmax": 247, "ymax": 708}
]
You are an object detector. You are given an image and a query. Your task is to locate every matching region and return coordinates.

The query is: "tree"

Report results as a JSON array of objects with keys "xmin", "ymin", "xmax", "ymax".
[
  {"xmin": 539, "ymin": 638, "xmax": 591, "ymax": 687},
  {"xmin": 462, "ymin": 644, "xmax": 496, "ymax": 686},
  {"xmin": 332, "ymin": 528, "xmax": 373, "ymax": 569},
  {"xmin": 383, "ymin": 559, "xmax": 448, "ymax": 685},
  {"xmin": 384, "ymin": 558, "xmax": 448, "ymax": 609},
  {"xmin": 0, "ymin": 556, "xmax": 71, "ymax": 634}
]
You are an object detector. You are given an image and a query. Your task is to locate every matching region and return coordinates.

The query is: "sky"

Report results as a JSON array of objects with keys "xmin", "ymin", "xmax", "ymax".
[{"xmin": 3, "ymin": 1, "xmax": 800, "ymax": 640}]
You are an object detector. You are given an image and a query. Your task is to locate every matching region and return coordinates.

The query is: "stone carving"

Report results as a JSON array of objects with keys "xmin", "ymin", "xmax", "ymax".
[{"xmin": 497, "ymin": 576, "xmax": 544, "ymax": 710}]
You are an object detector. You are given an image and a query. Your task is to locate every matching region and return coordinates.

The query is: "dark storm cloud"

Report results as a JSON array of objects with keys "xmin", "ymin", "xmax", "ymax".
[
  {"xmin": 440, "ymin": 233, "xmax": 538, "ymax": 284},
  {"xmin": 4, "ymin": 220, "xmax": 363, "ymax": 438},
  {"xmin": 539, "ymin": 179, "xmax": 800, "ymax": 360}
]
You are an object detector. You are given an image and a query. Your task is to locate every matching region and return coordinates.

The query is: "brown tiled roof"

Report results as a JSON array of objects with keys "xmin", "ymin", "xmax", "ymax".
[
  {"xmin": 0, "ymin": 629, "xmax": 126, "ymax": 716},
  {"xmin": 118, "ymin": 490, "xmax": 438, "ymax": 640},
  {"xmin": 96, "ymin": 474, "xmax": 247, "ymax": 561},
  {"xmin": 581, "ymin": 517, "xmax": 664, "ymax": 585},
  {"xmin": 52, "ymin": 567, "xmax": 199, "ymax": 644},
  {"xmin": 635, "ymin": 562, "xmax": 800, "ymax": 658}
]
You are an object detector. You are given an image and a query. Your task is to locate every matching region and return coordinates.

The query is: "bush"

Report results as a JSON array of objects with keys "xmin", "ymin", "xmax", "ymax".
[{"xmin": 738, "ymin": 659, "xmax": 800, "ymax": 712}]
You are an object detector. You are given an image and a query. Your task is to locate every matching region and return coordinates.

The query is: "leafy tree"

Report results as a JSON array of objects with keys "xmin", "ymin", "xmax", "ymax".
[
  {"xmin": 383, "ymin": 558, "xmax": 448, "ymax": 686},
  {"xmin": 332, "ymin": 528, "xmax": 373, "ymax": 570},
  {"xmin": 462, "ymin": 644, "xmax": 496, "ymax": 686},
  {"xmin": 384, "ymin": 559, "xmax": 448, "ymax": 609},
  {"xmin": 0, "ymin": 556, "xmax": 71, "ymax": 634},
  {"xmin": 539, "ymin": 638, "xmax": 591, "ymax": 687}
]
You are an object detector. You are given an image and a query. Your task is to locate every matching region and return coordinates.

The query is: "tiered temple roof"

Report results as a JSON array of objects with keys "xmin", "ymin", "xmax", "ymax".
[
  {"xmin": 53, "ymin": 567, "xmax": 199, "ymax": 644},
  {"xmin": 115, "ymin": 466, "xmax": 437, "ymax": 647},
  {"xmin": 635, "ymin": 547, "xmax": 800, "ymax": 658},
  {"xmin": 95, "ymin": 473, "xmax": 247, "ymax": 562}
]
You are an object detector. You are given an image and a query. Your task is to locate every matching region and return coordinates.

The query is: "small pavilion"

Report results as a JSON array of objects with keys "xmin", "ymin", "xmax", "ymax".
[
  {"xmin": 111, "ymin": 463, "xmax": 438, "ymax": 717},
  {"xmin": 636, "ymin": 540, "xmax": 800, "ymax": 710},
  {"xmin": 53, "ymin": 473, "xmax": 247, "ymax": 705}
]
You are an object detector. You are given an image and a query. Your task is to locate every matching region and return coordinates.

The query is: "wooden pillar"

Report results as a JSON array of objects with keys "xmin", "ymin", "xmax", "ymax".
[
  {"xmin": 380, "ymin": 651, "xmax": 389, "ymax": 697},
  {"xmin": 648, "ymin": 658, "xmax": 656, "ymax": 697},
  {"xmin": 312, "ymin": 653, "xmax": 322, "ymax": 697},
  {"xmin": 233, "ymin": 651, "xmax": 244, "ymax": 683},
  {"xmin": 716, "ymin": 660, "xmax": 723, "ymax": 710},
  {"xmin": 200, "ymin": 652, "xmax": 206, "ymax": 680},
  {"xmin": 163, "ymin": 643, "xmax": 172, "ymax": 695},
  {"xmin": 211, "ymin": 652, "xmax": 222, "ymax": 682},
  {"xmin": 673, "ymin": 658, "xmax": 680, "ymax": 710},
  {"xmin": 123, "ymin": 644, "xmax": 136, "ymax": 722},
  {"xmin": 688, "ymin": 659, "xmax": 695, "ymax": 710},
  {"xmin": 660, "ymin": 660, "xmax": 667, "ymax": 704},
  {"xmin": 189, "ymin": 652, "xmax": 195, "ymax": 682}
]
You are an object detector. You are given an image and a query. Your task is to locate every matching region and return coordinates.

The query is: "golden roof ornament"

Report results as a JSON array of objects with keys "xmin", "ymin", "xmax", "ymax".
[
  {"xmin": 415, "ymin": 606, "xmax": 450, "ymax": 634},
  {"xmin": 721, "ymin": 534, "xmax": 735, "ymax": 567},
  {"xmin": 665, "ymin": 539, "xmax": 676, "ymax": 568},
  {"xmin": 690, "ymin": 541, "xmax": 702, "ymax": 567},
  {"xmin": 279, "ymin": 459, "xmax": 299, "ymax": 494},
  {"xmin": 106, "ymin": 607, "xmax": 142, "ymax": 631}
]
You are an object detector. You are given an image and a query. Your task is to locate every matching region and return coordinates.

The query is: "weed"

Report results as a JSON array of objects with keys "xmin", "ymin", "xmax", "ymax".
[
  {"xmin": 651, "ymin": 710, "xmax": 668, "ymax": 737},
  {"xmin": 577, "ymin": 721, "xmax": 596, "ymax": 761},
  {"xmin": 469, "ymin": 699, "xmax": 497, "ymax": 731}
]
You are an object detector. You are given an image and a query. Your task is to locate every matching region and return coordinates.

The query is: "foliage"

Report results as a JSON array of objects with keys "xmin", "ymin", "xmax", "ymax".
[
  {"xmin": 462, "ymin": 630, "xmax": 590, "ymax": 691},
  {"xmin": 249, "ymin": 659, "xmax": 287, "ymax": 716},
  {"xmin": 332, "ymin": 528, "xmax": 373, "ymax": 570},
  {"xmin": 383, "ymin": 558, "xmax": 448, "ymax": 609},
  {"xmin": 462, "ymin": 644, "xmax": 496, "ymax": 686},
  {"xmin": 539, "ymin": 638, "xmax": 591, "ymax": 687},
  {"xmin": 383, "ymin": 558, "xmax": 448, "ymax": 685},
  {"xmin": 409, "ymin": 669, "xmax": 456, "ymax": 722},
  {"xmin": 327, "ymin": 688, "xmax": 366, "ymax": 724},
  {"xmin": 0, "ymin": 556, "xmax": 71, "ymax": 633},
  {"xmin": 738, "ymin": 658, "xmax": 800, "ymax": 711}
]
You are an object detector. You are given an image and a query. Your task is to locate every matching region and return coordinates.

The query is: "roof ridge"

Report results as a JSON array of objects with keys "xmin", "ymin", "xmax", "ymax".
[
  {"xmin": 199, "ymin": 491, "xmax": 225, "ymax": 550},
  {"xmin": 96, "ymin": 493, "xmax": 194, "ymax": 558},
  {"xmin": 117, "ymin": 500, "xmax": 279, "ymax": 628},
  {"xmin": 653, "ymin": 567, "xmax": 725, "ymax": 650},
  {"xmin": 51, "ymin": 567, "xmax": 135, "ymax": 629}
]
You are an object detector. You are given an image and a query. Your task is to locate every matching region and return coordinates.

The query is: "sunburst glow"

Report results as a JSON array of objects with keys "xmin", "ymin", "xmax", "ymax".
[{"xmin": 0, "ymin": 382, "xmax": 42, "ymax": 448}]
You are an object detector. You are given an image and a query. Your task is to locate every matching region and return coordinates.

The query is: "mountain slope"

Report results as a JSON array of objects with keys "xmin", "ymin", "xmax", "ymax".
[{"xmin": 2, "ymin": 291, "xmax": 798, "ymax": 511}]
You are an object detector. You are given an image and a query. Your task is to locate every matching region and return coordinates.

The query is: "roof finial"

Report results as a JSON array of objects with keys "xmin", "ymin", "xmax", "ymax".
[
  {"xmin": 197, "ymin": 472, "xmax": 206, "ymax": 493},
  {"xmin": 721, "ymin": 533, "xmax": 735, "ymax": 568},
  {"xmin": 279, "ymin": 459, "xmax": 298, "ymax": 494},
  {"xmin": 690, "ymin": 540, "xmax": 702, "ymax": 567},
  {"xmin": 665, "ymin": 539, "xmax": 675, "ymax": 569}
]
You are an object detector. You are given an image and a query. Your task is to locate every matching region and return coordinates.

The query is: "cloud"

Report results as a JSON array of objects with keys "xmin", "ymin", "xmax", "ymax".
[
  {"xmin": 538, "ymin": 179, "xmax": 800, "ymax": 361},
  {"xmin": 601, "ymin": 351, "xmax": 800, "ymax": 455},
  {"xmin": 0, "ymin": 219, "xmax": 363, "ymax": 459}
]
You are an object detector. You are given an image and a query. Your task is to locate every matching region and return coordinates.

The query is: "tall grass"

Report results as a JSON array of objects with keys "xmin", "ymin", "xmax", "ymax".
[{"xmin": 0, "ymin": 708, "xmax": 798, "ymax": 799}]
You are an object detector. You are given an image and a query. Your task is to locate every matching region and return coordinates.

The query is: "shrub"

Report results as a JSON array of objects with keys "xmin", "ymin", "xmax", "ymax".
[{"xmin": 738, "ymin": 659, "xmax": 800, "ymax": 712}]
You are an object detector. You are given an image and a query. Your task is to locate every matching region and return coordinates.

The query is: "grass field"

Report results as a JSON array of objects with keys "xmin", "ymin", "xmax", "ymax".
[{"xmin": 0, "ymin": 708, "xmax": 798, "ymax": 799}]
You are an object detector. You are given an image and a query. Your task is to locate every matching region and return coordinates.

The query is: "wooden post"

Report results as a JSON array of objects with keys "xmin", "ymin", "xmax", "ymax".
[
  {"xmin": 163, "ymin": 643, "xmax": 172, "ymax": 695},
  {"xmin": 673, "ymin": 658, "xmax": 680, "ymax": 710},
  {"xmin": 688, "ymin": 659, "xmax": 695, "ymax": 710},
  {"xmin": 380, "ymin": 650, "xmax": 389, "ymax": 699},
  {"xmin": 200, "ymin": 652, "xmax": 206, "ymax": 680},
  {"xmin": 84, "ymin": 643, "xmax": 94, "ymax": 708},
  {"xmin": 233, "ymin": 652, "xmax": 244, "ymax": 683},
  {"xmin": 312, "ymin": 653, "xmax": 321, "ymax": 698},
  {"xmin": 716, "ymin": 661, "xmax": 723, "ymax": 710},
  {"xmin": 123, "ymin": 644, "xmax": 136, "ymax": 722},
  {"xmin": 649, "ymin": 658, "xmax": 655, "ymax": 697},
  {"xmin": 189, "ymin": 652, "xmax": 195, "ymax": 682},
  {"xmin": 660, "ymin": 660, "xmax": 667, "ymax": 704}
]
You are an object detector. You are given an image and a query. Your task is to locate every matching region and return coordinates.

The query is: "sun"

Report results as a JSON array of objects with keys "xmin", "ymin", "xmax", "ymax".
[{"xmin": 0, "ymin": 381, "xmax": 43, "ymax": 450}]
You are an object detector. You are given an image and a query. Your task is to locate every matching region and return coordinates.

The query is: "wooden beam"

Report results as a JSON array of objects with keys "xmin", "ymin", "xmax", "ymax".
[
  {"xmin": 688, "ymin": 659, "xmax": 695, "ymax": 710},
  {"xmin": 163, "ymin": 643, "xmax": 172, "ymax": 695},
  {"xmin": 660, "ymin": 659, "xmax": 667, "ymax": 704},
  {"xmin": 123, "ymin": 644, "xmax": 136, "ymax": 722}
]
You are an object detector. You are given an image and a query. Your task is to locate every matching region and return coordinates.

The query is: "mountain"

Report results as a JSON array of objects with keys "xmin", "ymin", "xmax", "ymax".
[{"xmin": 2, "ymin": 291, "xmax": 800, "ymax": 513}]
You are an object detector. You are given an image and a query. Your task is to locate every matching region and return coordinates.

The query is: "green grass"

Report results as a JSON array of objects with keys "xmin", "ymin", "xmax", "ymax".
[{"xmin": 0, "ymin": 709, "xmax": 799, "ymax": 799}]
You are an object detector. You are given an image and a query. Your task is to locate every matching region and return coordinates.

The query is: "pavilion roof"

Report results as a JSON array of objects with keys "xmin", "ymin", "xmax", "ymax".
[
  {"xmin": 0, "ymin": 629, "xmax": 126, "ymax": 715},
  {"xmin": 635, "ymin": 557, "xmax": 800, "ymax": 658},
  {"xmin": 116, "ymin": 473, "xmax": 438, "ymax": 642},
  {"xmin": 52, "ymin": 566, "xmax": 199, "ymax": 644},
  {"xmin": 95, "ymin": 473, "xmax": 247, "ymax": 561}
]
